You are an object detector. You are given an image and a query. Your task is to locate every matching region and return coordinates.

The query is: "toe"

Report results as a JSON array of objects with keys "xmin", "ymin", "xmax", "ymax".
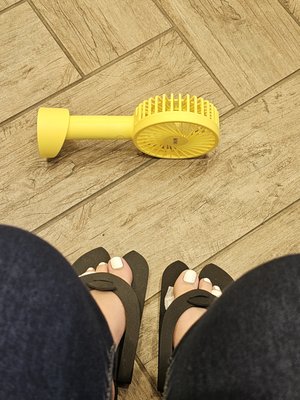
[
  {"xmin": 96, "ymin": 262, "xmax": 108, "ymax": 273},
  {"xmin": 211, "ymin": 285, "xmax": 222, "ymax": 297},
  {"xmin": 173, "ymin": 269, "xmax": 199, "ymax": 298},
  {"xmin": 79, "ymin": 267, "xmax": 96, "ymax": 277},
  {"xmin": 199, "ymin": 277, "xmax": 213, "ymax": 292},
  {"xmin": 108, "ymin": 257, "xmax": 133, "ymax": 286}
]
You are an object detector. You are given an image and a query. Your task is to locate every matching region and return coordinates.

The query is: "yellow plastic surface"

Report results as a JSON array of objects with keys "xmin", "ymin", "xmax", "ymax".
[
  {"xmin": 37, "ymin": 107, "xmax": 70, "ymax": 158},
  {"xmin": 37, "ymin": 94, "xmax": 220, "ymax": 159},
  {"xmin": 67, "ymin": 116, "xmax": 133, "ymax": 140}
]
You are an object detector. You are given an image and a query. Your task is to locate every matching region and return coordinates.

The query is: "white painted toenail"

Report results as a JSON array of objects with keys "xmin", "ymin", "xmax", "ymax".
[
  {"xmin": 79, "ymin": 267, "xmax": 95, "ymax": 277},
  {"xmin": 212, "ymin": 286, "xmax": 222, "ymax": 297},
  {"xmin": 111, "ymin": 257, "xmax": 123, "ymax": 269},
  {"xmin": 183, "ymin": 270, "xmax": 197, "ymax": 284},
  {"xmin": 203, "ymin": 278, "xmax": 211, "ymax": 283},
  {"xmin": 97, "ymin": 262, "xmax": 107, "ymax": 266}
]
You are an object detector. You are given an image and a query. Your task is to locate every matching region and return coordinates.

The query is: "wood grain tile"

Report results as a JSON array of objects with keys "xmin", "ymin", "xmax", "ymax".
[
  {"xmin": 32, "ymin": 0, "xmax": 171, "ymax": 74},
  {"xmin": 0, "ymin": 0, "xmax": 19, "ymax": 11},
  {"xmin": 118, "ymin": 361, "xmax": 161, "ymax": 400},
  {"xmin": 0, "ymin": 30, "xmax": 232, "ymax": 231},
  {"xmin": 144, "ymin": 359, "xmax": 158, "ymax": 387},
  {"xmin": 157, "ymin": 0, "xmax": 300, "ymax": 103},
  {"xmin": 279, "ymin": 0, "xmax": 300, "ymax": 22},
  {"xmin": 137, "ymin": 200, "xmax": 300, "ymax": 382},
  {"xmin": 37, "ymin": 74, "xmax": 300, "ymax": 299},
  {"xmin": 1, "ymin": 2, "xmax": 299, "ymax": 399},
  {"xmin": 0, "ymin": 3, "xmax": 80, "ymax": 122},
  {"xmin": 138, "ymin": 295, "xmax": 160, "ymax": 382}
]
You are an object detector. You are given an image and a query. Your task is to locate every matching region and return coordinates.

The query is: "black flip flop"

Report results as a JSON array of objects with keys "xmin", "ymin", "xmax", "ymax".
[
  {"xmin": 157, "ymin": 262, "xmax": 234, "ymax": 392},
  {"xmin": 73, "ymin": 247, "xmax": 149, "ymax": 391}
]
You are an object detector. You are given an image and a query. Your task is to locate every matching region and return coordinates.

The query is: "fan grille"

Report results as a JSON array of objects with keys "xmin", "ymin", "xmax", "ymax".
[
  {"xmin": 135, "ymin": 121, "xmax": 218, "ymax": 159},
  {"xmin": 135, "ymin": 93, "xmax": 219, "ymax": 126}
]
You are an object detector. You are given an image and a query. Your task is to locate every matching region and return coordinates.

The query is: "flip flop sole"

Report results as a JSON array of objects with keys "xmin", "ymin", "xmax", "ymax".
[
  {"xmin": 73, "ymin": 247, "xmax": 110, "ymax": 275},
  {"xmin": 73, "ymin": 248, "xmax": 149, "ymax": 388},
  {"xmin": 123, "ymin": 251, "xmax": 149, "ymax": 316},
  {"xmin": 199, "ymin": 263, "xmax": 234, "ymax": 290},
  {"xmin": 159, "ymin": 261, "xmax": 188, "ymax": 335},
  {"xmin": 117, "ymin": 251, "xmax": 149, "ymax": 385}
]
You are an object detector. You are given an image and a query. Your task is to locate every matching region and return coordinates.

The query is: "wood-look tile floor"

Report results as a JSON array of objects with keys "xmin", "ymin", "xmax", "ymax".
[{"xmin": 1, "ymin": 1, "xmax": 299, "ymax": 398}]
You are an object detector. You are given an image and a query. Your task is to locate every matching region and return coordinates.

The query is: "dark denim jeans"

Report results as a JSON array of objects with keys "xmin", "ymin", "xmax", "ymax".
[
  {"xmin": 165, "ymin": 253, "xmax": 300, "ymax": 399},
  {"xmin": 0, "ymin": 225, "xmax": 299, "ymax": 399},
  {"xmin": 0, "ymin": 225, "xmax": 114, "ymax": 400}
]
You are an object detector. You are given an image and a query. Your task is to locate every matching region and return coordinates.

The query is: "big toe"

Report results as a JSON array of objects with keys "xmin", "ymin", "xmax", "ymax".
[
  {"xmin": 108, "ymin": 257, "xmax": 133, "ymax": 286},
  {"xmin": 173, "ymin": 269, "xmax": 199, "ymax": 298}
]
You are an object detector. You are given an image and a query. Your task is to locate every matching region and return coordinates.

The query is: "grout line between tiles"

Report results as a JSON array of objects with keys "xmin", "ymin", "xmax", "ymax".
[
  {"xmin": 193, "ymin": 199, "xmax": 300, "ymax": 269},
  {"xmin": 1, "ymin": 2, "xmax": 298, "ymax": 131},
  {"xmin": 0, "ymin": 78, "xmax": 83, "ymax": 128},
  {"xmin": 1, "ymin": 61, "xmax": 297, "ymax": 130},
  {"xmin": 135, "ymin": 355, "xmax": 162, "ymax": 397},
  {"xmin": 0, "ymin": 0, "xmax": 25, "ymax": 15},
  {"xmin": 277, "ymin": 0, "xmax": 300, "ymax": 27},
  {"xmin": 27, "ymin": 0, "xmax": 85, "ymax": 77},
  {"xmin": 174, "ymin": 26, "xmax": 240, "ymax": 107},
  {"xmin": 1, "ymin": 4, "xmax": 299, "ymax": 241},
  {"xmin": 143, "ymin": 198, "xmax": 300, "ymax": 307},
  {"xmin": 150, "ymin": 0, "xmax": 239, "ymax": 107},
  {"xmin": 81, "ymin": 27, "xmax": 174, "ymax": 81},
  {"xmin": 220, "ymin": 68, "xmax": 300, "ymax": 121},
  {"xmin": 32, "ymin": 158, "xmax": 158, "ymax": 234},
  {"xmin": 0, "ymin": 27, "xmax": 174, "ymax": 128},
  {"xmin": 28, "ymin": 0, "xmax": 175, "ymax": 81},
  {"xmin": 31, "ymin": 67, "xmax": 299, "ymax": 236},
  {"xmin": 151, "ymin": 0, "xmax": 175, "ymax": 27},
  {"xmin": 151, "ymin": 0, "xmax": 300, "ymax": 110}
]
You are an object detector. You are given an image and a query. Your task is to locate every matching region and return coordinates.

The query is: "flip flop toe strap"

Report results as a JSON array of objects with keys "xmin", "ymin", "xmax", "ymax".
[{"xmin": 83, "ymin": 276, "xmax": 116, "ymax": 291}]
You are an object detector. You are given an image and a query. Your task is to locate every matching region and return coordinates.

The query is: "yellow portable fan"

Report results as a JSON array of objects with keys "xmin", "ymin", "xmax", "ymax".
[{"xmin": 37, "ymin": 94, "xmax": 220, "ymax": 159}]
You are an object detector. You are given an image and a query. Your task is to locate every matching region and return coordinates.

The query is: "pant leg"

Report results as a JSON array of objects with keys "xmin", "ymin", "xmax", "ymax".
[
  {"xmin": 0, "ymin": 225, "xmax": 114, "ymax": 400},
  {"xmin": 165, "ymin": 254, "xmax": 300, "ymax": 400}
]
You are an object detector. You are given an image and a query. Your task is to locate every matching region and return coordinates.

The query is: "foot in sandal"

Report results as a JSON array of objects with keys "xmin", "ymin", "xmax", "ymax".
[
  {"xmin": 80, "ymin": 257, "xmax": 133, "ymax": 347},
  {"xmin": 172, "ymin": 269, "xmax": 222, "ymax": 347},
  {"xmin": 74, "ymin": 248, "xmax": 149, "ymax": 399},
  {"xmin": 157, "ymin": 262, "xmax": 233, "ymax": 392},
  {"xmin": 80, "ymin": 257, "xmax": 132, "ymax": 399}
]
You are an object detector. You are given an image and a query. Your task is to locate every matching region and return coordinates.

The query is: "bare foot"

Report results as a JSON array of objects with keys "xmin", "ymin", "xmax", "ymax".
[
  {"xmin": 80, "ymin": 256, "xmax": 133, "ymax": 399},
  {"xmin": 80, "ymin": 256, "xmax": 132, "ymax": 346},
  {"xmin": 172, "ymin": 269, "xmax": 222, "ymax": 348}
]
